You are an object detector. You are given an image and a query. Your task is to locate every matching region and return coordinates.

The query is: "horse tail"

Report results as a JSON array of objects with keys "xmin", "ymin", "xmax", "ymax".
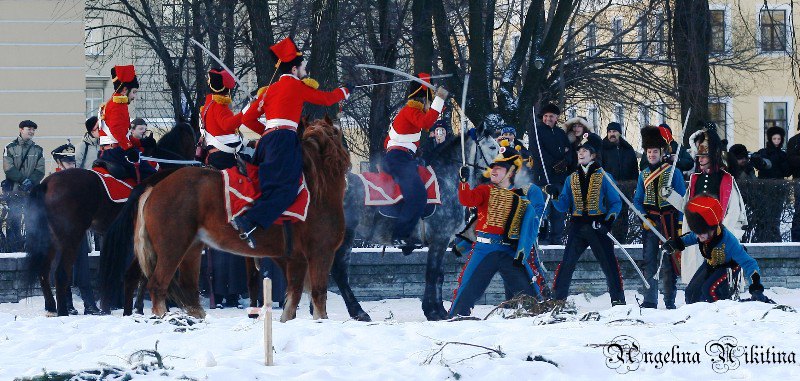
[
  {"xmin": 24, "ymin": 182, "xmax": 50, "ymax": 291},
  {"xmin": 133, "ymin": 187, "xmax": 194, "ymax": 310},
  {"xmin": 98, "ymin": 183, "xmax": 150, "ymax": 309}
]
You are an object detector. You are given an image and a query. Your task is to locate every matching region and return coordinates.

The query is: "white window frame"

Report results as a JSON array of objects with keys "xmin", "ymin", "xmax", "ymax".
[
  {"xmin": 709, "ymin": 97, "xmax": 734, "ymax": 146},
  {"xmin": 656, "ymin": 103, "xmax": 669, "ymax": 125},
  {"xmin": 652, "ymin": 12, "xmax": 665, "ymax": 57},
  {"xmin": 612, "ymin": 18, "xmax": 623, "ymax": 57},
  {"xmin": 756, "ymin": 3, "xmax": 794, "ymax": 56},
  {"xmin": 638, "ymin": 12, "xmax": 648, "ymax": 57},
  {"xmin": 709, "ymin": 4, "xmax": 733, "ymax": 56},
  {"xmin": 586, "ymin": 22, "xmax": 597, "ymax": 57},
  {"xmin": 567, "ymin": 106, "xmax": 578, "ymax": 119},
  {"xmin": 614, "ymin": 104, "xmax": 625, "ymax": 128},
  {"xmin": 638, "ymin": 104, "xmax": 651, "ymax": 128},
  {"xmin": 758, "ymin": 96, "xmax": 795, "ymax": 148},
  {"xmin": 85, "ymin": 17, "xmax": 104, "ymax": 56},
  {"xmin": 587, "ymin": 105, "xmax": 599, "ymax": 133},
  {"xmin": 85, "ymin": 88, "xmax": 104, "ymax": 118}
]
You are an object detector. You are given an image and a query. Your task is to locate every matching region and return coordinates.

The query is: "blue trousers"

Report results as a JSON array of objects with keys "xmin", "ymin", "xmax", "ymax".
[
  {"xmin": 99, "ymin": 147, "xmax": 157, "ymax": 180},
  {"xmin": 245, "ymin": 129, "xmax": 302, "ymax": 228},
  {"xmin": 449, "ymin": 236, "xmax": 538, "ymax": 317},
  {"xmin": 685, "ymin": 263, "xmax": 740, "ymax": 304},
  {"xmin": 641, "ymin": 214, "xmax": 679, "ymax": 308},
  {"xmin": 553, "ymin": 222, "xmax": 626, "ymax": 303},
  {"xmin": 382, "ymin": 149, "xmax": 425, "ymax": 239}
]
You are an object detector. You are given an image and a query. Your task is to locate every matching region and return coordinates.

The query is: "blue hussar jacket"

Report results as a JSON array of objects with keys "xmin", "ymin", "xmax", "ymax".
[
  {"xmin": 552, "ymin": 163, "xmax": 622, "ymax": 220},
  {"xmin": 680, "ymin": 227, "xmax": 760, "ymax": 284},
  {"xmin": 633, "ymin": 162, "xmax": 686, "ymax": 217},
  {"xmin": 515, "ymin": 184, "xmax": 546, "ymax": 260}
]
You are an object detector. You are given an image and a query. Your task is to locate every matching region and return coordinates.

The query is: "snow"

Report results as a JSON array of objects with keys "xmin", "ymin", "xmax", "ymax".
[{"xmin": 2, "ymin": 289, "xmax": 800, "ymax": 380}]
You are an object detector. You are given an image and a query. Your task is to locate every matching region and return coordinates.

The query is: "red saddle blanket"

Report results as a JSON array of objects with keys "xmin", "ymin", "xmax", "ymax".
[
  {"xmin": 356, "ymin": 165, "xmax": 441, "ymax": 206},
  {"xmin": 91, "ymin": 167, "xmax": 136, "ymax": 203},
  {"xmin": 221, "ymin": 164, "xmax": 310, "ymax": 224}
]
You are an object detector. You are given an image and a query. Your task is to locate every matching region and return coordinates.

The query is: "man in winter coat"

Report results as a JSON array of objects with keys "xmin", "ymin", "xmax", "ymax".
[
  {"xmin": 727, "ymin": 144, "xmax": 757, "ymax": 180},
  {"xmin": 3, "ymin": 120, "xmax": 45, "ymax": 251},
  {"xmin": 786, "ymin": 118, "xmax": 800, "ymax": 241},
  {"xmin": 601, "ymin": 122, "xmax": 638, "ymax": 182},
  {"xmin": 76, "ymin": 117, "xmax": 100, "ymax": 170},
  {"xmin": 529, "ymin": 103, "xmax": 572, "ymax": 244}
]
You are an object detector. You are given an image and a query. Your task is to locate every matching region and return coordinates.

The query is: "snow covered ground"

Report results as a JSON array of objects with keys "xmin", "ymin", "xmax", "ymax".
[{"xmin": 2, "ymin": 288, "xmax": 800, "ymax": 380}]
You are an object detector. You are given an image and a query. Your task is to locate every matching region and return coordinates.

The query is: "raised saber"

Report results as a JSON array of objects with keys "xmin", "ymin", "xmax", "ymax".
[
  {"xmin": 460, "ymin": 74, "xmax": 470, "ymax": 166},
  {"xmin": 665, "ymin": 108, "xmax": 691, "ymax": 187},
  {"xmin": 190, "ymin": 38, "xmax": 254, "ymax": 100},
  {"xmin": 355, "ymin": 74, "xmax": 453, "ymax": 88},
  {"xmin": 606, "ymin": 232, "xmax": 650, "ymax": 288}
]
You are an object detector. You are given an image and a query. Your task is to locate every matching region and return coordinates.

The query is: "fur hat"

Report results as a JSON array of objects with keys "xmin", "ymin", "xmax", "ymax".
[
  {"xmin": 766, "ymin": 126, "xmax": 786, "ymax": 143},
  {"xmin": 641, "ymin": 125, "xmax": 673, "ymax": 151},
  {"xmin": 406, "ymin": 73, "xmax": 435, "ymax": 101},
  {"xmin": 208, "ymin": 67, "xmax": 236, "ymax": 93},
  {"xmin": 728, "ymin": 144, "xmax": 749, "ymax": 160},
  {"xmin": 564, "ymin": 116, "xmax": 592, "ymax": 134},
  {"xmin": 540, "ymin": 103, "xmax": 561, "ymax": 116},
  {"xmin": 685, "ymin": 194, "xmax": 724, "ymax": 233},
  {"xmin": 111, "ymin": 65, "xmax": 139, "ymax": 91}
]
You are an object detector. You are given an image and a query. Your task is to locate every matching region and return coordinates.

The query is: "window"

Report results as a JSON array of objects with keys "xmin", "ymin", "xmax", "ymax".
[
  {"xmin": 614, "ymin": 105, "xmax": 625, "ymax": 129},
  {"xmin": 710, "ymin": 10, "xmax": 726, "ymax": 54},
  {"xmin": 760, "ymin": 9, "xmax": 787, "ymax": 52},
  {"xmin": 588, "ymin": 106, "xmax": 599, "ymax": 132},
  {"xmin": 586, "ymin": 23, "xmax": 597, "ymax": 56},
  {"xmin": 639, "ymin": 105, "xmax": 650, "ymax": 128},
  {"xmin": 653, "ymin": 12, "xmax": 665, "ymax": 56},
  {"xmin": 85, "ymin": 18, "xmax": 103, "ymax": 56},
  {"xmin": 709, "ymin": 102, "xmax": 728, "ymax": 141},
  {"xmin": 764, "ymin": 102, "xmax": 788, "ymax": 147},
  {"xmin": 162, "ymin": 2, "xmax": 184, "ymax": 27},
  {"xmin": 639, "ymin": 13, "xmax": 648, "ymax": 57},
  {"xmin": 85, "ymin": 89, "xmax": 104, "ymax": 118},
  {"xmin": 568, "ymin": 107, "xmax": 577, "ymax": 119},
  {"xmin": 658, "ymin": 103, "xmax": 668, "ymax": 124},
  {"xmin": 612, "ymin": 19, "xmax": 623, "ymax": 57},
  {"xmin": 566, "ymin": 26, "xmax": 576, "ymax": 59}
]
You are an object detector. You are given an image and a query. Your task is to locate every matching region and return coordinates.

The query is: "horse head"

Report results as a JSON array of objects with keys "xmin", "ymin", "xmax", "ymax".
[
  {"xmin": 155, "ymin": 121, "xmax": 198, "ymax": 161},
  {"xmin": 302, "ymin": 118, "xmax": 351, "ymax": 202}
]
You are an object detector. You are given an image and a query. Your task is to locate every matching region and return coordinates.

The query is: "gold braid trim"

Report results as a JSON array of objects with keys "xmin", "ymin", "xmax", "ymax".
[
  {"xmin": 570, "ymin": 174, "xmax": 583, "ymax": 215},
  {"xmin": 486, "ymin": 187, "xmax": 515, "ymax": 230},
  {"xmin": 586, "ymin": 172, "xmax": 603, "ymax": 214},
  {"xmin": 212, "ymin": 94, "xmax": 232, "ymax": 105},
  {"xmin": 406, "ymin": 100, "xmax": 424, "ymax": 111},
  {"xmin": 706, "ymin": 243, "xmax": 727, "ymax": 266}
]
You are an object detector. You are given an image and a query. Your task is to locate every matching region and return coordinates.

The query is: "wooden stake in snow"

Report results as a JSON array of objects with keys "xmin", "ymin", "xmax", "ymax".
[{"xmin": 263, "ymin": 277, "xmax": 273, "ymax": 366}]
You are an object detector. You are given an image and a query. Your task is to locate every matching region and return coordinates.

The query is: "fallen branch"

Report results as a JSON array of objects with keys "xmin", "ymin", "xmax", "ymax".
[{"xmin": 423, "ymin": 341, "xmax": 506, "ymax": 365}]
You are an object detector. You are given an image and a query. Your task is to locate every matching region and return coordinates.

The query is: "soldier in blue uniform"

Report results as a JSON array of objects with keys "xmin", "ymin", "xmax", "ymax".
[{"xmin": 544, "ymin": 133, "xmax": 626, "ymax": 306}]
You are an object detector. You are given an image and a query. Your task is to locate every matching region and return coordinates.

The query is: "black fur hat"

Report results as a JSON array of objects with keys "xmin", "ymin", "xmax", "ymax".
[
  {"xmin": 729, "ymin": 144, "xmax": 749, "ymax": 160},
  {"xmin": 641, "ymin": 125, "xmax": 670, "ymax": 151},
  {"xmin": 540, "ymin": 103, "xmax": 561, "ymax": 116}
]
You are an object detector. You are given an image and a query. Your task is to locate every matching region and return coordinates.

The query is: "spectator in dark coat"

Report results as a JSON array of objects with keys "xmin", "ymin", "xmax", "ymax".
[
  {"xmin": 786, "ymin": 118, "xmax": 800, "ymax": 241},
  {"xmin": 421, "ymin": 120, "xmax": 457, "ymax": 168},
  {"xmin": 751, "ymin": 127, "xmax": 788, "ymax": 242},
  {"xmin": 602, "ymin": 122, "xmax": 638, "ymax": 181},
  {"xmin": 752, "ymin": 126, "xmax": 789, "ymax": 179},
  {"xmin": 529, "ymin": 103, "xmax": 572, "ymax": 244},
  {"xmin": 562, "ymin": 116, "xmax": 591, "ymax": 171},
  {"xmin": 639, "ymin": 123, "xmax": 693, "ymax": 172},
  {"xmin": 727, "ymin": 144, "xmax": 756, "ymax": 180}
]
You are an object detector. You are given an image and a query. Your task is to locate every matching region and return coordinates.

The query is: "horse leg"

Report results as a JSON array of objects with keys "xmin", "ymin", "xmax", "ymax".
[
  {"xmin": 279, "ymin": 258, "xmax": 307, "ymax": 322},
  {"xmin": 39, "ymin": 249, "xmax": 57, "ymax": 316},
  {"xmin": 245, "ymin": 257, "xmax": 262, "ymax": 318},
  {"xmin": 135, "ymin": 280, "xmax": 146, "ymax": 315},
  {"xmin": 422, "ymin": 242, "xmax": 447, "ymax": 321},
  {"xmin": 122, "ymin": 259, "xmax": 141, "ymax": 316},
  {"xmin": 54, "ymin": 239, "xmax": 81, "ymax": 317},
  {"xmin": 176, "ymin": 242, "xmax": 205, "ymax": 319},
  {"xmin": 331, "ymin": 229, "xmax": 370, "ymax": 321},
  {"xmin": 306, "ymin": 248, "xmax": 336, "ymax": 320}
]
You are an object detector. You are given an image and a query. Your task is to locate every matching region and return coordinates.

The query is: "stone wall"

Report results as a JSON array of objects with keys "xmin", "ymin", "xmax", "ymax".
[{"xmin": 2, "ymin": 244, "xmax": 799, "ymax": 305}]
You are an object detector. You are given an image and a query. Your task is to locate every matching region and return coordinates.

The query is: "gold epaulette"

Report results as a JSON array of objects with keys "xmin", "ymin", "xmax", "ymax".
[
  {"xmin": 256, "ymin": 85, "xmax": 269, "ymax": 97},
  {"xmin": 301, "ymin": 77, "xmax": 320, "ymax": 89},
  {"xmin": 112, "ymin": 95, "xmax": 128, "ymax": 104},
  {"xmin": 406, "ymin": 100, "xmax": 424, "ymax": 111},
  {"xmin": 212, "ymin": 94, "xmax": 232, "ymax": 105}
]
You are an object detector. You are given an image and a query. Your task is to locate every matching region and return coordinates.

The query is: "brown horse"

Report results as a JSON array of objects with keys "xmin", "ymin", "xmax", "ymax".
[
  {"xmin": 25, "ymin": 122, "xmax": 197, "ymax": 316},
  {"xmin": 100, "ymin": 118, "xmax": 350, "ymax": 321}
]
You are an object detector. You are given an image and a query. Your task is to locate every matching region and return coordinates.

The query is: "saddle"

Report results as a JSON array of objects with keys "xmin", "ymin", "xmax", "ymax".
[
  {"xmin": 222, "ymin": 163, "xmax": 310, "ymax": 224},
  {"xmin": 90, "ymin": 162, "xmax": 136, "ymax": 203},
  {"xmin": 92, "ymin": 158, "xmax": 129, "ymax": 180},
  {"xmin": 355, "ymin": 165, "xmax": 441, "ymax": 219}
]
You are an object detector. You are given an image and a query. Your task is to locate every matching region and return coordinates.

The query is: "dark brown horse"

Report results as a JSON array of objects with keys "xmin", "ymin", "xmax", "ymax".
[
  {"xmin": 25, "ymin": 122, "xmax": 197, "ymax": 316},
  {"xmin": 100, "ymin": 119, "xmax": 350, "ymax": 321}
]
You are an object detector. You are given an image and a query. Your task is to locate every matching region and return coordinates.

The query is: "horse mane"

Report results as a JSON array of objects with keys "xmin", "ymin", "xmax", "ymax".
[
  {"xmin": 155, "ymin": 121, "xmax": 197, "ymax": 159},
  {"xmin": 301, "ymin": 117, "xmax": 350, "ymax": 203}
]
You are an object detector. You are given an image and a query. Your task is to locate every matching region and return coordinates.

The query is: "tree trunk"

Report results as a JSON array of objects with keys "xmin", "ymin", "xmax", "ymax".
[
  {"xmin": 242, "ymin": 0, "xmax": 276, "ymax": 88},
  {"xmin": 305, "ymin": 0, "xmax": 340, "ymax": 120},
  {"xmin": 411, "ymin": 0, "xmax": 433, "ymax": 75},
  {"xmin": 674, "ymin": 0, "xmax": 711, "ymax": 145},
  {"xmin": 467, "ymin": 0, "xmax": 490, "ymax": 127},
  {"xmin": 222, "ymin": 0, "xmax": 235, "ymax": 69},
  {"xmin": 365, "ymin": 0, "xmax": 399, "ymax": 165},
  {"xmin": 191, "ymin": 0, "xmax": 206, "ymax": 129}
]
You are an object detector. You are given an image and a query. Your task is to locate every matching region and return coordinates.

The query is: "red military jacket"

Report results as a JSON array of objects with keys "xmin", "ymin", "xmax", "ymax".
[
  {"xmin": 458, "ymin": 182, "xmax": 519, "ymax": 236},
  {"xmin": 384, "ymin": 97, "xmax": 444, "ymax": 152},
  {"xmin": 99, "ymin": 93, "xmax": 139, "ymax": 150},
  {"xmin": 242, "ymin": 74, "xmax": 348, "ymax": 133},
  {"xmin": 201, "ymin": 94, "xmax": 243, "ymax": 136}
]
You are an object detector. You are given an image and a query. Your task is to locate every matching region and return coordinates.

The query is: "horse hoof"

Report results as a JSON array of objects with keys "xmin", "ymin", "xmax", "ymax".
[
  {"xmin": 424, "ymin": 310, "xmax": 446, "ymax": 321},
  {"xmin": 352, "ymin": 311, "xmax": 372, "ymax": 322},
  {"xmin": 45, "ymin": 310, "xmax": 57, "ymax": 318}
]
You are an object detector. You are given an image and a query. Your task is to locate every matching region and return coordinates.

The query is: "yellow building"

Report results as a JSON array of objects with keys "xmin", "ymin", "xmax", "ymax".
[{"xmin": 0, "ymin": 0, "xmax": 85, "ymax": 174}]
